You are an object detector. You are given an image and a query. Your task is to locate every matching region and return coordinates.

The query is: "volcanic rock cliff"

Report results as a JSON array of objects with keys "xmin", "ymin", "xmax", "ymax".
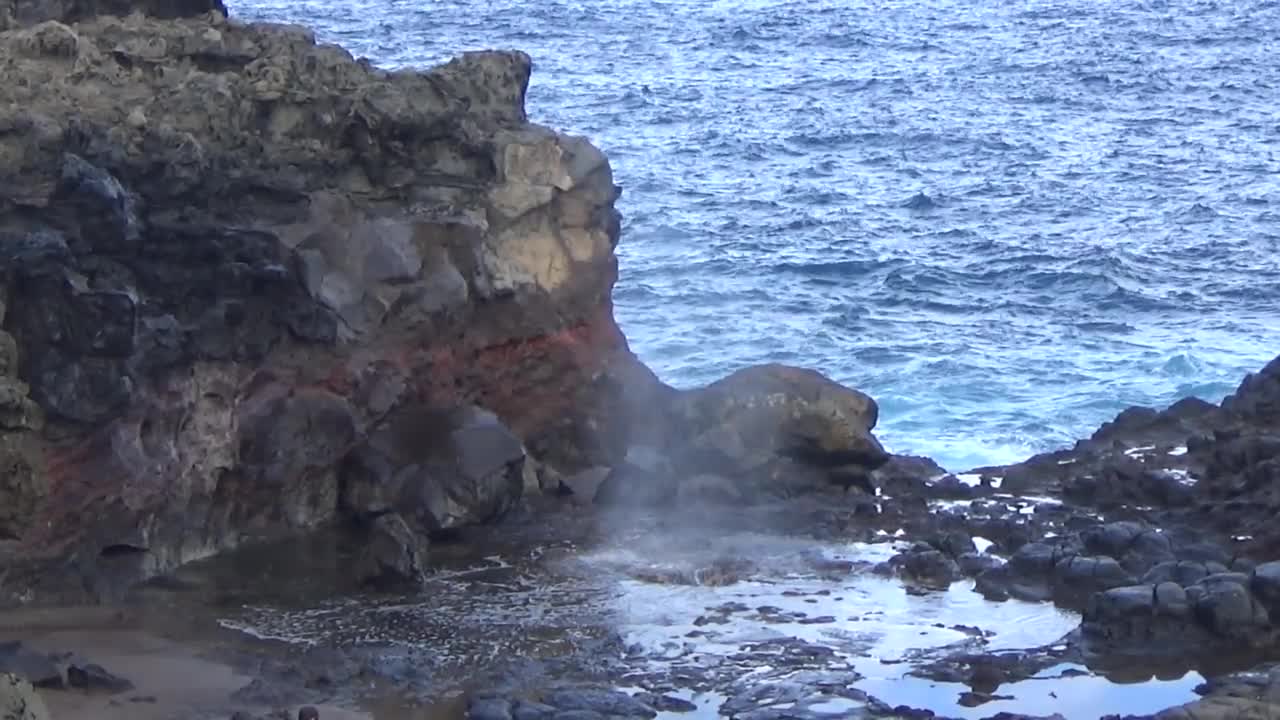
[
  {"xmin": 0, "ymin": 0, "xmax": 890, "ymax": 604},
  {"xmin": 0, "ymin": 0, "xmax": 660, "ymax": 602}
]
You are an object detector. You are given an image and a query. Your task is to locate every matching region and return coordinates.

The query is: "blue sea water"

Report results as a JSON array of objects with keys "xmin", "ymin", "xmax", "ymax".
[{"xmin": 234, "ymin": 0, "xmax": 1280, "ymax": 471}]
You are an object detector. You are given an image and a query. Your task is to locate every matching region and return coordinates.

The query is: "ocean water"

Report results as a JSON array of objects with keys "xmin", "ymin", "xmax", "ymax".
[{"xmin": 232, "ymin": 0, "xmax": 1280, "ymax": 471}]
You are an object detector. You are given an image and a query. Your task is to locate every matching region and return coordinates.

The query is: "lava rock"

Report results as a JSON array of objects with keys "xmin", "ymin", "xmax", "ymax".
[
  {"xmin": 559, "ymin": 467, "xmax": 610, "ymax": 504},
  {"xmin": 1143, "ymin": 561, "xmax": 1230, "ymax": 587},
  {"xmin": 890, "ymin": 545, "xmax": 962, "ymax": 589},
  {"xmin": 1081, "ymin": 522, "xmax": 1174, "ymax": 575},
  {"xmin": 354, "ymin": 513, "xmax": 430, "ymax": 588},
  {"xmin": 1191, "ymin": 575, "xmax": 1271, "ymax": 642},
  {"xmin": 0, "ymin": 17, "xmax": 646, "ymax": 606},
  {"xmin": 1251, "ymin": 561, "xmax": 1280, "ymax": 615},
  {"xmin": 541, "ymin": 689, "xmax": 656, "ymax": 718},
  {"xmin": 666, "ymin": 364, "xmax": 888, "ymax": 501},
  {"xmin": 631, "ymin": 693, "xmax": 698, "ymax": 713},
  {"xmin": 341, "ymin": 405, "xmax": 526, "ymax": 534},
  {"xmin": 0, "ymin": 643, "xmax": 61, "ymax": 689},
  {"xmin": 1052, "ymin": 555, "xmax": 1137, "ymax": 596},
  {"xmin": 0, "ymin": 673, "xmax": 50, "ymax": 720},
  {"xmin": 957, "ymin": 552, "xmax": 1002, "ymax": 577},
  {"xmin": 511, "ymin": 701, "xmax": 557, "ymax": 720},
  {"xmin": 67, "ymin": 662, "xmax": 133, "ymax": 693},
  {"xmin": 468, "ymin": 696, "xmax": 513, "ymax": 720}
]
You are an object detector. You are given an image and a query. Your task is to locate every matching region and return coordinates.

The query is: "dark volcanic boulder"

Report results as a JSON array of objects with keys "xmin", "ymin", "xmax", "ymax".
[
  {"xmin": 1252, "ymin": 561, "xmax": 1280, "ymax": 615},
  {"xmin": 1052, "ymin": 555, "xmax": 1136, "ymax": 597},
  {"xmin": 354, "ymin": 512, "xmax": 430, "ymax": 588},
  {"xmin": 1190, "ymin": 574, "xmax": 1272, "ymax": 644},
  {"xmin": 0, "ymin": 12, "xmax": 652, "ymax": 605},
  {"xmin": 1222, "ymin": 355, "xmax": 1280, "ymax": 424},
  {"xmin": 1142, "ymin": 560, "xmax": 1229, "ymax": 587},
  {"xmin": 1080, "ymin": 521, "xmax": 1174, "ymax": 575},
  {"xmin": 1083, "ymin": 574, "xmax": 1276, "ymax": 655},
  {"xmin": 0, "ymin": 642, "xmax": 61, "ymax": 688},
  {"xmin": 886, "ymin": 545, "xmax": 961, "ymax": 589},
  {"xmin": 341, "ymin": 405, "xmax": 527, "ymax": 533},
  {"xmin": 1083, "ymin": 584, "xmax": 1194, "ymax": 649},
  {"xmin": 666, "ymin": 364, "xmax": 889, "ymax": 501},
  {"xmin": 65, "ymin": 661, "xmax": 132, "ymax": 693}
]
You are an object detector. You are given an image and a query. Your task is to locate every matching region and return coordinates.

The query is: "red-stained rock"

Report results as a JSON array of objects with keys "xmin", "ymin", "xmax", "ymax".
[
  {"xmin": 0, "ymin": 13, "xmax": 655, "ymax": 604},
  {"xmin": 0, "ymin": 5, "xmax": 888, "ymax": 606}
]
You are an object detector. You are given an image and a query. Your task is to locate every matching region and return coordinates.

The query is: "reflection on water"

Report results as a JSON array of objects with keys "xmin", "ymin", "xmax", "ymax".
[
  {"xmin": 196, "ymin": 525, "xmax": 1203, "ymax": 719},
  {"xmin": 859, "ymin": 663, "xmax": 1205, "ymax": 720}
]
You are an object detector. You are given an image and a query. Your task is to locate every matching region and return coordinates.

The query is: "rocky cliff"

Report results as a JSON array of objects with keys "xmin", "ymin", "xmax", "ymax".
[
  {"xmin": 0, "ymin": 0, "xmax": 667, "ymax": 603},
  {"xmin": 0, "ymin": 0, "xmax": 893, "ymax": 605}
]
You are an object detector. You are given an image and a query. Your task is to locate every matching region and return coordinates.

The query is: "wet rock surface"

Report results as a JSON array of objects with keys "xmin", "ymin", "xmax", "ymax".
[
  {"xmin": 0, "ymin": 641, "xmax": 135, "ymax": 717},
  {"xmin": 0, "ymin": 351, "xmax": 1264, "ymax": 720}
]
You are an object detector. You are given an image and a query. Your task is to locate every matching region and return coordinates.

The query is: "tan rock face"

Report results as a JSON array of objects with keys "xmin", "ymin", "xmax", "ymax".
[
  {"xmin": 0, "ymin": 673, "xmax": 49, "ymax": 720},
  {"xmin": 0, "ymin": 8, "xmax": 645, "ymax": 604},
  {"xmin": 0, "ymin": 0, "xmax": 893, "ymax": 604}
]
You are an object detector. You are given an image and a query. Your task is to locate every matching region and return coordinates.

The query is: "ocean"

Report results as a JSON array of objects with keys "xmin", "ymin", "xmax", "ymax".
[{"xmin": 232, "ymin": 0, "xmax": 1280, "ymax": 472}]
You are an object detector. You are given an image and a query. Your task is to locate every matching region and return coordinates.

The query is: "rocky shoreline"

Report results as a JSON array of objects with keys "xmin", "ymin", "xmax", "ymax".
[{"xmin": 2, "ymin": 1, "xmax": 1279, "ymax": 719}]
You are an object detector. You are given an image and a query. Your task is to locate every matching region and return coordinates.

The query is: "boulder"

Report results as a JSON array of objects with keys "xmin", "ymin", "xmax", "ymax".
[
  {"xmin": 1222, "ymin": 355, "xmax": 1280, "ymax": 425},
  {"xmin": 1084, "ymin": 574, "xmax": 1275, "ymax": 653},
  {"xmin": 928, "ymin": 530, "xmax": 977, "ymax": 559},
  {"xmin": 1154, "ymin": 581, "xmax": 1190, "ymax": 618},
  {"xmin": 1191, "ymin": 575, "xmax": 1271, "ymax": 643},
  {"xmin": 468, "ymin": 696, "xmax": 513, "ymax": 720},
  {"xmin": 354, "ymin": 513, "xmax": 430, "ymax": 588},
  {"xmin": 66, "ymin": 662, "xmax": 132, "ymax": 693},
  {"xmin": 1087, "ymin": 584, "xmax": 1157, "ymax": 620},
  {"xmin": 1052, "ymin": 555, "xmax": 1137, "ymax": 596},
  {"xmin": 0, "ymin": 434, "xmax": 43, "ymax": 540},
  {"xmin": 540, "ymin": 688, "xmax": 656, "ymax": 718},
  {"xmin": 974, "ymin": 564, "xmax": 1053, "ymax": 603},
  {"xmin": 0, "ymin": 10, "xmax": 647, "ymax": 602},
  {"xmin": 677, "ymin": 474, "xmax": 743, "ymax": 505},
  {"xmin": 666, "ymin": 364, "xmax": 888, "ymax": 501},
  {"xmin": 1252, "ymin": 561, "xmax": 1280, "ymax": 615},
  {"xmin": 559, "ymin": 466, "xmax": 611, "ymax": 505},
  {"xmin": 1082, "ymin": 583, "xmax": 1193, "ymax": 651},
  {"xmin": 957, "ymin": 552, "xmax": 1001, "ymax": 577},
  {"xmin": 594, "ymin": 455, "xmax": 678, "ymax": 507},
  {"xmin": 0, "ymin": 673, "xmax": 49, "ymax": 720},
  {"xmin": 888, "ymin": 546, "xmax": 961, "ymax": 590},
  {"xmin": 1080, "ymin": 522, "xmax": 1174, "ymax": 575},
  {"xmin": 1155, "ymin": 696, "xmax": 1280, "ymax": 720},
  {"xmin": 341, "ymin": 405, "xmax": 526, "ymax": 534},
  {"xmin": 0, "ymin": 643, "xmax": 60, "ymax": 689},
  {"xmin": 1143, "ymin": 560, "xmax": 1229, "ymax": 587},
  {"xmin": 1008, "ymin": 543, "xmax": 1061, "ymax": 576}
]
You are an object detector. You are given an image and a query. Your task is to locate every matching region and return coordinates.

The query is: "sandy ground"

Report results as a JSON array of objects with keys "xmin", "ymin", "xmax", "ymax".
[{"xmin": 0, "ymin": 606, "xmax": 395, "ymax": 720}]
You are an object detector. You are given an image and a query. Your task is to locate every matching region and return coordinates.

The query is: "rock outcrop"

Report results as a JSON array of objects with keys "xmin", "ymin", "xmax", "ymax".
[
  {"xmin": 971, "ymin": 352, "xmax": 1280, "ymax": 560},
  {"xmin": 587, "ymin": 364, "xmax": 890, "ymax": 506},
  {"xmin": 0, "ymin": 2, "xmax": 664, "ymax": 603},
  {"xmin": 0, "ymin": 673, "xmax": 49, "ymax": 720},
  {"xmin": 940, "ymin": 353, "xmax": 1280, "ymax": 660},
  {"xmin": 669, "ymin": 364, "xmax": 888, "ymax": 494}
]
